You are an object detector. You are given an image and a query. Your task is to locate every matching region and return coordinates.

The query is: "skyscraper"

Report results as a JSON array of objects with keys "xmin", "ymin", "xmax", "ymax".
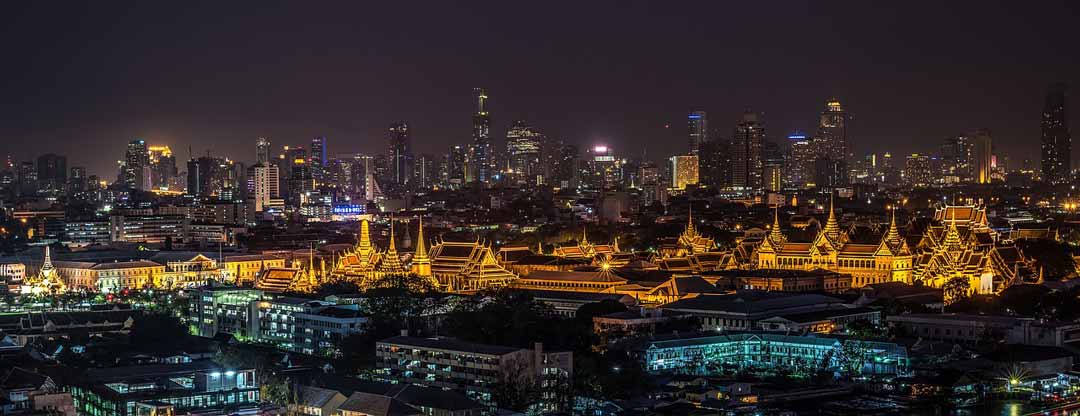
[
  {"xmin": 148, "ymin": 145, "xmax": 177, "ymax": 191},
  {"xmin": 1041, "ymin": 83, "xmax": 1071, "ymax": 183},
  {"xmin": 36, "ymin": 153, "xmax": 66, "ymax": 192},
  {"xmin": 971, "ymin": 128, "xmax": 993, "ymax": 184},
  {"xmin": 699, "ymin": 138, "xmax": 730, "ymax": 190},
  {"xmin": 471, "ymin": 88, "xmax": 493, "ymax": 184},
  {"xmin": 256, "ymin": 137, "xmax": 272, "ymax": 164},
  {"xmin": 815, "ymin": 99, "xmax": 849, "ymax": 188},
  {"xmin": 786, "ymin": 133, "xmax": 815, "ymax": 189},
  {"xmin": 731, "ymin": 111, "xmax": 765, "ymax": 191},
  {"xmin": 763, "ymin": 141, "xmax": 783, "ymax": 192},
  {"xmin": 387, "ymin": 122, "xmax": 412, "ymax": 188},
  {"xmin": 310, "ymin": 136, "xmax": 328, "ymax": 180},
  {"xmin": 448, "ymin": 145, "xmax": 467, "ymax": 188},
  {"xmin": 688, "ymin": 111, "xmax": 707, "ymax": 155},
  {"xmin": 505, "ymin": 120, "xmax": 544, "ymax": 186},
  {"xmin": 122, "ymin": 139, "xmax": 150, "ymax": 190},
  {"xmin": 941, "ymin": 134, "xmax": 974, "ymax": 183},
  {"xmin": 670, "ymin": 155, "xmax": 699, "ymax": 190}
]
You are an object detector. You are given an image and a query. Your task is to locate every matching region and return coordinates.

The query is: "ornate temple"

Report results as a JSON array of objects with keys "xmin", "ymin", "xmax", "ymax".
[
  {"xmin": 23, "ymin": 247, "xmax": 66, "ymax": 295},
  {"xmin": 428, "ymin": 239, "xmax": 517, "ymax": 292},
  {"xmin": 331, "ymin": 218, "xmax": 415, "ymax": 287},
  {"xmin": 753, "ymin": 197, "xmax": 913, "ymax": 288},
  {"xmin": 657, "ymin": 208, "xmax": 717, "ymax": 258},
  {"xmin": 913, "ymin": 205, "xmax": 1030, "ymax": 294}
]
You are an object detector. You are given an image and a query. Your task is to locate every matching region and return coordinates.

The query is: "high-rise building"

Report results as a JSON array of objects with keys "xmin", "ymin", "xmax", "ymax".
[
  {"xmin": 731, "ymin": 111, "xmax": 765, "ymax": 191},
  {"xmin": 505, "ymin": 120, "xmax": 544, "ymax": 186},
  {"xmin": 815, "ymin": 99, "xmax": 849, "ymax": 188},
  {"xmin": 447, "ymin": 145, "xmax": 467, "ymax": 188},
  {"xmin": 941, "ymin": 134, "xmax": 974, "ymax": 183},
  {"xmin": 670, "ymin": 155, "xmax": 699, "ymax": 190},
  {"xmin": 17, "ymin": 161, "xmax": 36, "ymax": 197},
  {"xmin": 787, "ymin": 133, "xmax": 815, "ymax": 189},
  {"xmin": 122, "ymin": 139, "xmax": 150, "ymax": 190},
  {"xmin": 471, "ymin": 88, "xmax": 493, "ymax": 184},
  {"xmin": 904, "ymin": 154, "xmax": 932, "ymax": 187},
  {"xmin": 413, "ymin": 154, "xmax": 435, "ymax": 190},
  {"xmin": 971, "ymin": 129, "xmax": 993, "ymax": 184},
  {"xmin": 256, "ymin": 137, "xmax": 272, "ymax": 164},
  {"xmin": 310, "ymin": 136, "xmax": 328, "ymax": 180},
  {"xmin": 36, "ymin": 153, "xmax": 67, "ymax": 192},
  {"xmin": 68, "ymin": 166, "xmax": 87, "ymax": 193},
  {"xmin": 148, "ymin": 145, "xmax": 177, "ymax": 191},
  {"xmin": 699, "ymin": 138, "xmax": 730, "ymax": 190},
  {"xmin": 1041, "ymin": 83, "xmax": 1071, "ymax": 183},
  {"xmin": 688, "ymin": 111, "xmax": 707, "ymax": 155},
  {"xmin": 763, "ymin": 141, "xmax": 783, "ymax": 192},
  {"xmin": 387, "ymin": 122, "xmax": 412, "ymax": 188},
  {"xmin": 583, "ymin": 146, "xmax": 622, "ymax": 190}
]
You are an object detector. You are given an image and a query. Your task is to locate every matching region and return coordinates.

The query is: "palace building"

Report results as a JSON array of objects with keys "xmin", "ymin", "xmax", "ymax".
[
  {"xmin": 331, "ymin": 217, "xmax": 427, "ymax": 288},
  {"xmin": 754, "ymin": 197, "xmax": 913, "ymax": 288},
  {"xmin": 428, "ymin": 239, "xmax": 517, "ymax": 292},
  {"xmin": 913, "ymin": 205, "xmax": 1031, "ymax": 295},
  {"xmin": 22, "ymin": 247, "xmax": 66, "ymax": 295}
]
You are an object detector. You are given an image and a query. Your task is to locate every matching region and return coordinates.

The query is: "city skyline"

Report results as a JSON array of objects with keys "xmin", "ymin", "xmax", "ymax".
[{"xmin": 1, "ymin": 2, "xmax": 1078, "ymax": 177}]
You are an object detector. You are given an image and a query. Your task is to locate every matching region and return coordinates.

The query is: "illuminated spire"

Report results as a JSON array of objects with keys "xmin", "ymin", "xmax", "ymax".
[
  {"xmin": 823, "ymin": 193, "xmax": 841, "ymax": 241},
  {"xmin": 413, "ymin": 216, "xmax": 428, "ymax": 261},
  {"xmin": 885, "ymin": 207, "xmax": 902, "ymax": 245},
  {"xmin": 769, "ymin": 206, "xmax": 784, "ymax": 243},
  {"xmin": 581, "ymin": 226, "xmax": 589, "ymax": 245},
  {"xmin": 387, "ymin": 215, "xmax": 397, "ymax": 254},
  {"xmin": 358, "ymin": 219, "xmax": 373, "ymax": 256}
]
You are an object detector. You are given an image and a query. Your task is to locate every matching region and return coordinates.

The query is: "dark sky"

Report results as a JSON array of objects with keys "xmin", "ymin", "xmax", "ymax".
[{"xmin": 2, "ymin": 1, "xmax": 1078, "ymax": 178}]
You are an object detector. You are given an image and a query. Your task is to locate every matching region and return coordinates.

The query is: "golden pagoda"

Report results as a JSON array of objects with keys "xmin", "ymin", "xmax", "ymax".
[{"xmin": 25, "ymin": 246, "xmax": 66, "ymax": 295}]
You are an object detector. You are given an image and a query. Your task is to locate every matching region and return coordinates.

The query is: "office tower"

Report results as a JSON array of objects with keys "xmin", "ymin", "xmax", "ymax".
[
  {"xmin": 731, "ymin": 111, "xmax": 765, "ymax": 191},
  {"xmin": 670, "ymin": 155, "xmax": 699, "ymax": 190},
  {"xmin": 17, "ymin": 161, "xmax": 37, "ymax": 197},
  {"xmin": 413, "ymin": 154, "xmax": 435, "ymax": 190},
  {"xmin": 36, "ymin": 153, "xmax": 67, "ymax": 192},
  {"xmin": 787, "ymin": 133, "xmax": 815, "ymax": 189},
  {"xmin": 1041, "ymin": 83, "xmax": 1071, "ymax": 183},
  {"xmin": 148, "ymin": 145, "xmax": 177, "ymax": 191},
  {"xmin": 471, "ymin": 88, "xmax": 493, "ymax": 184},
  {"xmin": 122, "ymin": 139, "xmax": 150, "ymax": 190},
  {"xmin": 904, "ymin": 154, "xmax": 932, "ymax": 187},
  {"xmin": 688, "ymin": 111, "xmax": 707, "ymax": 155},
  {"xmin": 639, "ymin": 162, "xmax": 662, "ymax": 204},
  {"xmin": 699, "ymin": 138, "xmax": 730, "ymax": 190},
  {"xmin": 310, "ymin": 136, "xmax": 328, "ymax": 180},
  {"xmin": 448, "ymin": 145, "xmax": 467, "ymax": 188},
  {"xmin": 583, "ymin": 146, "xmax": 621, "ymax": 190},
  {"xmin": 387, "ymin": 122, "xmax": 412, "ymax": 187},
  {"xmin": 505, "ymin": 120, "xmax": 544, "ymax": 186},
  {"xmin": 941, "ymin": 134, "xmax": 974, "ymax": 183},
  {"xmin": 256, "ymin": 137, "xmax": 272, "ymax": 164},
  {"xmin": 186, "ymin": 155, "xmax": 236, "ymax": 198},
  {"xmin": 763, "ymin": 141, "xmax": 783, "ymax": 192},
  {"xmin": 971, "ymin": 129, "xmax": 993, "ymax": 184},
  {"xmin": 550, "ymin": 143, "xmax": 579, "ymax": 189},
  {"xmin": 815, "ymin": 99, "xmax": 849, "ymax": 188},
  {"xmin": 68, "ymin": 166, "xmax": 87, "ymax": 193},
  {"xmin": 246, "ymin": 163, "xmax": 280, "ymax": 212}
]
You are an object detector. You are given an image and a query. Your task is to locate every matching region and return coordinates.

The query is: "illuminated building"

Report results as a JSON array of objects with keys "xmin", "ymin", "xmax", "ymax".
[
  {"xmin": 310, "ymin": 136, "xmax": 328, "ymax": 180},
  {"xmin": 505, "ymin": 120, "xmax": 544, "ymax": 186},
  {"xmin": 1041, "ymin": 83, "xmax": 1070, "ymax": 183},
  {"xmin": 471, "ymin": 87, "xmax": 493, "ymax": 184},
  {"xmin": 688, "ymin": 110, "xmax": 707, "ymax": 155},
  {"xmin": 35, "ymin": 153, "xmax": 66, "ymax": 193},
  {"xmin": 913, "ymin": 206, "xmax": 1030, "ymax": 295},
  {"xmin": 640, "ymin": 331, "xmax": 908, "ymax": 377},
  {"xmin": 256, "ymin": 137, "xmax": 272, "ymax": 164},
  {"xmin": 331, "ymin": 217, "xmax": 436, "ymax": 288},
  {"xmin": 387, "ymin": 122, "xmax": 412, "ymax": 188},
  {"xmin": 755, "ymin": 200, "xmax": 913, "ymax": 288},
  {"xmin": 428, "ymin": 239, "xmax": 518, "ymax": 292},
  {"xmin": 731, "ymin": 111, "xmax": 764, "ymax": 191},
  {"xmin": 698, "ymin": 138, "xmax": 730, "ymax": 190},
  {"xmin": 22, "ymin": 247, "xmax": 65, "ymax": 295},
  {"xmin": 903, "ymin": 154, "xmax": 932, "ymax": 187},
  {"xmin": 121, "ymin": 139, "xmax": 150, "ymax": 191},
  {"xmin": 971, "ymin": 128, "xmax": 993, "ymax": 184},
  {"xmin": 787, "ymin": 133, "xmax": 815, "ymax": 189},
  {"xmin": 147, "ymin": 145, "xmax": 177, "ymax": 191},
  {"xmin": 815, "ymin": 99, "xmax": 849, "ymax": 188},
  {"xmin": 763, "ymin": 141, "xmax": 783, "ymax": 192},
  {"xmin": 376, "ymin": 336, "xmax": 572, "ymax": 410},
  {"xmin": 669, "ymin": 155, "xmax": 699, "ymax": 190},
  {"xmin": 656, "ymin": 209, "xmax": 717, "ymax": 259},
  {"xmin": 582, "ymin": 145, "xmax": 622, "ymax": 190},
  {"xmin": 247, "ymin": 141, "xmax": 281, "ymax": 212}
]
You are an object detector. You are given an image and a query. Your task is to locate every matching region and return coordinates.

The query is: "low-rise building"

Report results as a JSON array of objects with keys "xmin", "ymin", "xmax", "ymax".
[
  {"xmin": 376, "ymin": 335, "xmax": 572, "ymax": 409},
  {"xmin": 886, "ymin": 313, "xmax": 1080, "ymax": 347},
  {"xmin": 659, "ymin": 290, "xmax": 854, "ymax": 331}
]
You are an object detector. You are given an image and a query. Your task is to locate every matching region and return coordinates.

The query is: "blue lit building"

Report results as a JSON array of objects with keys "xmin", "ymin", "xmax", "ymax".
[{"xmin": 640, "ymin": 332, "xmax": 909, "ymax": 377}]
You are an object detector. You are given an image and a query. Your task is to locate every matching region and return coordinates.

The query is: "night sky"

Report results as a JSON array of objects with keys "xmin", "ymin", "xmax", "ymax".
[{"xmin": 2, "ymin": 1, "xmax": 1078, "ymax": 178}]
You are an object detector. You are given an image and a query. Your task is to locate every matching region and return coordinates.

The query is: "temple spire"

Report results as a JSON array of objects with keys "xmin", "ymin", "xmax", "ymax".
[
  {"xmin": 413, "ymin": 216, "xmax": 428, "ymax": 261},
  {"xmin": 387, "ymin": 215, "xmax": 398, "ymax": 254},
  {"xmin": 358, "ymin": 218, "xmax": 373, "ymax": 256},
  {"xmin": 769, "ymin": 205, "xmax": 784, "ymax": 243},
  {"xmin": 822, "ymin": 192, "xmax": 841, "ymax": 241}
]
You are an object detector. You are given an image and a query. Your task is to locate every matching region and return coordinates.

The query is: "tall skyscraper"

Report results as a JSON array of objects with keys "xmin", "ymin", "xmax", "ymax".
[
  {"xmin": 699, "ymin": 138, "xmax": 730, "ymax": 190},
  {"xmin": 815, "ymin": 99, "xmax": 849, "ymax": 188},
  {"xmin": 122, "ymin": 139, "xmax": 150, "ymax": 190},
  {"xmin": 763, "ymin": 141, "xmax": 783, "ymax": 192},
  {"xmin": 941, "ymin": 134, "xmax": 974, "ymax": 183},
  {"xmin": 1041, "ymin": 83, "xmax": 1071, "ymax": 183},
  {"xmin": 471, "ymin": 88, "xmax": 493, "ymax": 184},
  {"xmin": 68, "ymin": 166, "xmax": 87, "ymax": 193},
  {"xmin": 971, "ymin": 128, "xmax": 993, "ymax": 184},
  {"xmin": 688, "ymin": 111, "xmax": 707, "ymax": 155},
  {"xmin": 148, "ymin": 145, "xmax": 177, "ymax": 191},
  {"xmin": 505, "ymin": 120, "xmax": 544, "ymax": 186},
  {"xmin": 787, "ymin": 133, "xmax": 815, "ymax": 189},
  {"xmin": 731, "ymin": 111, "xmax": 765, "ymax": 191},
  {"xmin": 256, "ymin": 137, "xmax": 272, "ymax": 164},
  {"xmin": 448, "ymin": 145, "xmax": 467, "ymax": 188},
  {"xmin": 310, "ymin": 136, "xmax": 328, "ymax": 180},
  {"xmin": 670, "ymin": 155, "xmax": 699, "ymax": 190},
  {"xmin": 387, "ymin": 122, "xmax": 412, "ymax": 188},
  {"xmin": 36, "ymin": 153, "xmax": 66, "ymax": 192}
]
